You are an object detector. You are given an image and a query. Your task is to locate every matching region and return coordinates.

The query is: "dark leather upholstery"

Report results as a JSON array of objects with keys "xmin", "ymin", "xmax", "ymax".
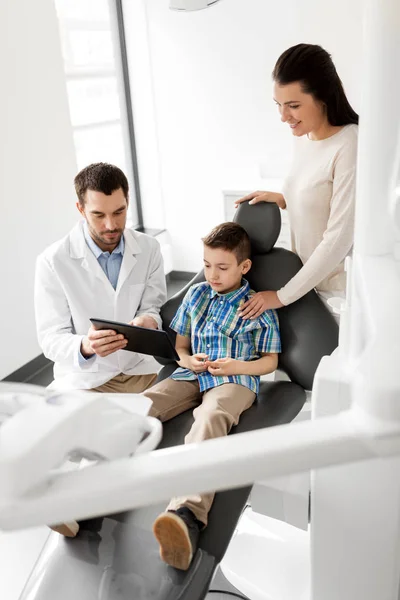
[{"xmin": 24, "ymin": 202, "xmax": 338, "ymax": 600}]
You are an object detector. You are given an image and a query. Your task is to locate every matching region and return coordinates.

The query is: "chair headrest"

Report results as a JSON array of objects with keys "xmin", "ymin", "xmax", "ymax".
[{"xmin": 233, "ymin": 201, "xmax": 281, "ymax": 254}]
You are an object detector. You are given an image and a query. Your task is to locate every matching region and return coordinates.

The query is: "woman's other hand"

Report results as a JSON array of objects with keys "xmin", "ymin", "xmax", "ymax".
[
  {"xmin": 238, "ymin": 291, "xmax": 284, "ymax": 319},
  {"xmin": 234, "ymin": 190, "xmax": 286, "ymax": 209}
]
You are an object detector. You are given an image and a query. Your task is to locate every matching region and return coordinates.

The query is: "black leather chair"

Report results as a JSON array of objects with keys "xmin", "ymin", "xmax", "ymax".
[{"xmin": 22, "ymin": 202, "xmax": 338, "ymax": 600}]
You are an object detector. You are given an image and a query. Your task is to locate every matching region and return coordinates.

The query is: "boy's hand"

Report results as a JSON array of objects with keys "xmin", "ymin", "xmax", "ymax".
[
  {"xmin": 183, "ymin": 353, "xmax": 210, "ymax": 373},
  {"xmin": 208, "ymin": 357, "xmax": 241, "ymax": 376}
]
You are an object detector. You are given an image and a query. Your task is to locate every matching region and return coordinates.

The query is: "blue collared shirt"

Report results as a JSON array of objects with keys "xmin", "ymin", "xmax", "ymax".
[
  {"xmin": 170, "ymin": 279, "xmax": 281, "ymax": 395},
  {"xmin": 83, "ymin": 222, "xmax": 124, "ymax": 290}
]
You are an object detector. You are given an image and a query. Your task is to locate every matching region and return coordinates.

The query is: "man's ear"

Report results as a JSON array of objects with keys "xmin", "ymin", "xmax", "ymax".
[
  {"xmin": 76, "ymin": 201, "xmax": 85, "ymax": 217},
  {"xmin": 241, "ymin": 258, "xmax": 252, "ymax": 275}
]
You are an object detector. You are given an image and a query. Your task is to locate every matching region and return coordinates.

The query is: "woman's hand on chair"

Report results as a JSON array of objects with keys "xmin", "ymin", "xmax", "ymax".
[
  {"xmin": 234, "ymin": 190, "xmax": 286, "ymax": 209},
  {"xmin": 239, "ymin": 291, "xmax": 284, "ymax": 319}
]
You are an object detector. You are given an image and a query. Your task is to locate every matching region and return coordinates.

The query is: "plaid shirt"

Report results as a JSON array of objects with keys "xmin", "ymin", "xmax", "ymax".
[{"xmin": 170, "ymin": 279, "xmax": 281, "ymax": 394}]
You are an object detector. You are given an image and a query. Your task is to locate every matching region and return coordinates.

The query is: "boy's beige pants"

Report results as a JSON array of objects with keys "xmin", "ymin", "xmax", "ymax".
[{"xmin": 143, "ymin": 378, "xmax": 255, "ymax": 526}]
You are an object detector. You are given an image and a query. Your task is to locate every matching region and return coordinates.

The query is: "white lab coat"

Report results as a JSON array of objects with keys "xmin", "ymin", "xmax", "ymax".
[{"xmin": 34, "ymin": 221, "xmax": 167, "ymax": 391}]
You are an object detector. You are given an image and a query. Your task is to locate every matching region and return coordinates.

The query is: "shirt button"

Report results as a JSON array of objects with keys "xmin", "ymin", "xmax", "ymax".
[
  {"xmin": 207, "ymin": 344, "xmax": 210, "ymax": 348},
  {"xmin": 220, "ymin": 301, "xmax": 223, "ymax": 304}
]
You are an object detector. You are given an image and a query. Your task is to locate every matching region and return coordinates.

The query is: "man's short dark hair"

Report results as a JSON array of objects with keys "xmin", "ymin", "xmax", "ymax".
[
  {"xmin": 74, "ymin": 163, "xmax": 129, "ymax": 206},
  {"xmin": 202, "ymin": 222, "xmax": 251, "ymax": 264}
]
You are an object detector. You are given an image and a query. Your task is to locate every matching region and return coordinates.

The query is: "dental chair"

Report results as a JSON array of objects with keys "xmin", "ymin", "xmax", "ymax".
[{"xmin": 21, "ymin": 202, "xmax": 338, "ymax": 600}]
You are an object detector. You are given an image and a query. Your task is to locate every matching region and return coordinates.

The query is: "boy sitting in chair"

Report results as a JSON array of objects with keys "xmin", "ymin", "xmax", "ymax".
[{"xmin": 145, "ymin": 221, "xmax": 281, "ymax": 570}]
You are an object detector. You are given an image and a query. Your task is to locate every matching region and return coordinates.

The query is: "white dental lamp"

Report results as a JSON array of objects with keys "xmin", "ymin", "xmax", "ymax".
[{"xmin": 0, "ymin": 0, "xmax": 400, "ymax": 598}]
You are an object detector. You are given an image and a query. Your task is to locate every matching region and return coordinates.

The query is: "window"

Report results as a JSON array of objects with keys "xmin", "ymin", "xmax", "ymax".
[{"xmin": 54, "ymin": 0, "xmax": 142, "ymax": 227}]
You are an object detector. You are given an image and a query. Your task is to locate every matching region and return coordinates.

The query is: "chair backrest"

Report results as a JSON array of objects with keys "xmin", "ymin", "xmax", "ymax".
[{"xmin": 161, "ymin": 202, "xmax": 338, "ymax": 390}]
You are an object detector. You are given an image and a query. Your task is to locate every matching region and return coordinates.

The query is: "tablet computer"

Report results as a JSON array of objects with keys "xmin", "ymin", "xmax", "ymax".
[{"xmin": 90, "ymin": 318, "xmax": 180, "ymax": 361}]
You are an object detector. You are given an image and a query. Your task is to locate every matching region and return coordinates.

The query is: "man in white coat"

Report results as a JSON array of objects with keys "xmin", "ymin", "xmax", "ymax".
[
  {"xmin": 35, "ymin": 162, "xmax": 167, "ymax": 395},
  {"xmin": 34, "ymin": 162, "xmax": 167, "ymax": 537}
]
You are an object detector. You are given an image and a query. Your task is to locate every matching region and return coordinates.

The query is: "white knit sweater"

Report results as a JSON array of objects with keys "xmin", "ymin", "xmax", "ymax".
[{"xmin": 277, "ymin": 124, "xmax": 358, "ymax": 306}]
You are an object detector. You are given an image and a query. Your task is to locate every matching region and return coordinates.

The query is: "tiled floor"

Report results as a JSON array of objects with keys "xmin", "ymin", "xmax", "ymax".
[{"xmin": 165, "ymin": 277, "xmax": 190, "ymax": 298}]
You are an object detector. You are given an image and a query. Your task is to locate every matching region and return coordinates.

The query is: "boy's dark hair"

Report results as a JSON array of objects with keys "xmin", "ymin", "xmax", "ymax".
[
  {"xmin": 202, "ymin": 222, "xmax": 251, "ymax": 264},
  {"xmin": 74, "ymin": 163, "xmax": 129, "ymax": 206},
  {"xmin": 273, "ymin": 43, "xmax": 359, "ymax": 126}
]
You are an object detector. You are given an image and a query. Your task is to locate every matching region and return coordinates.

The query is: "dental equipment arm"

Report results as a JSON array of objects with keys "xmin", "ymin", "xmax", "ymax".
[{"xmin": 0, "ymin": 386, "xmax": 161, "ymax": 508}]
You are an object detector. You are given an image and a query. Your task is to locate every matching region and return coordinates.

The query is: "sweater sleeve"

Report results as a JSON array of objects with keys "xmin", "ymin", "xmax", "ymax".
[{"xmin": 277, "ymin": 137, "xmax": 357, "ymax": 306}]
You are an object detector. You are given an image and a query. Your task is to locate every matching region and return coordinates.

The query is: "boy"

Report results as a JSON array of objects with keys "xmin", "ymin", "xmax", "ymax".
[{"xmin": 144, "ymin": 221, "xmax": 281, "ymax": 571}]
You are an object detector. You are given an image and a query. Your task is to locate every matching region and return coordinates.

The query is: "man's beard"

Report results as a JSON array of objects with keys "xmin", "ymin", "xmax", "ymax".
[{"xmin": 90, "ymin": 226, "xmax": 123, "ymax": 247}]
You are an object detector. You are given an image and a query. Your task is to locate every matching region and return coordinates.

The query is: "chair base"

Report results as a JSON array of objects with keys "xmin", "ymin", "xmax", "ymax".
[{"xmin": 220, "ymin": 507, "xmax": 310, "ymax": 600}]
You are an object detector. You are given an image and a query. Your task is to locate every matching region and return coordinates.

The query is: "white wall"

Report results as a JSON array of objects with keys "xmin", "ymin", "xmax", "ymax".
[
  {"xmin": 125, "ymin": 0, "xmax": 364, "ymax": 271},
  {"xmin": 0, "ymin": 0, "xmax": 78, "ymax": 379}
]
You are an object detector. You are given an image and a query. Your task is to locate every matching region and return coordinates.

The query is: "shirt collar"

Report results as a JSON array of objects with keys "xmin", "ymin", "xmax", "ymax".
[
  {"xmin": 209, "ymin": 279, "xmax": 250, "ymax": 304},
  {"xmin": 83, "ymin": 221, "xmax": 125, "ymax": 258}
]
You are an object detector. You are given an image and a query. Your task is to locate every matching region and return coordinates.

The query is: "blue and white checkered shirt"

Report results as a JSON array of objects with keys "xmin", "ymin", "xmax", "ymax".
[{"xmin": 170, "ymin": 280, "xmax": 281, "ymax": 394}]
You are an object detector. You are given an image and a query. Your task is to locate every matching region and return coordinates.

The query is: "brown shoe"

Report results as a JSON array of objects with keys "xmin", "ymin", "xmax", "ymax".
[
  {"xmin": 153, "ymin": 508, "xmax": 201, "ymax": 571},
  {"xmin": 49, "ymin": 521, "xmax": 80, "ymax": 537}
]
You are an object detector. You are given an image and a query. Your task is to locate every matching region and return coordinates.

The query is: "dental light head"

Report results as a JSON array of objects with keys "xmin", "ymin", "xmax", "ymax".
[{"xmin": 169, "ymin": 0, "xmax": 222, "ymax": 11}]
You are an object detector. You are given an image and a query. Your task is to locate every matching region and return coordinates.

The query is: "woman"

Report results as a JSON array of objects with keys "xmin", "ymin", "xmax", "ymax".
[{"xmin": 236, "ymin": 43, "xmax": 358, "ymax": 321}]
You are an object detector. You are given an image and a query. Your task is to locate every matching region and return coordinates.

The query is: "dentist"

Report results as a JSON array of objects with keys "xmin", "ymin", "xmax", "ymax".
[{"xmin": 34, "ymin": 162, "xmax": 167, "ymax": 393}]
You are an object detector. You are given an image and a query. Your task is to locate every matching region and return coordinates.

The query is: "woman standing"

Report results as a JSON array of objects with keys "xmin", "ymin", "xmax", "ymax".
[{"xmin": 236, "ymin": 43, "xmax": 358, "ymax": 321}]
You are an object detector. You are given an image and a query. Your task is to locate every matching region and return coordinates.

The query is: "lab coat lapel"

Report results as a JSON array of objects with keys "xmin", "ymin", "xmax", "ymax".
[
  {"xmin": 69, "ymin": 221, "xmax": 114, "ymax": 289},
  {"xmin": 115, "ymin": 229, "xmax": 141, "ymax": 294},
  {"xmin": 81, "ymin": 252, "xmax": 111, "ymax": 288}
]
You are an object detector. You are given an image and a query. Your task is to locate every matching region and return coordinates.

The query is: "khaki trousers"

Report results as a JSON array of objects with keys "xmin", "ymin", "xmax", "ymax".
[
  {"xmin": 91, "ymin": 373, "xmax": 158, "ymax": 394},
  {"xmin": 144, "ymin": 378, "xmax": 255, "ymax": 526}
]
